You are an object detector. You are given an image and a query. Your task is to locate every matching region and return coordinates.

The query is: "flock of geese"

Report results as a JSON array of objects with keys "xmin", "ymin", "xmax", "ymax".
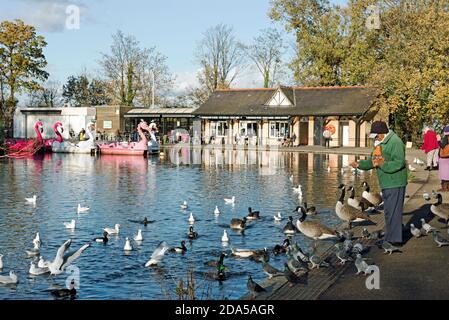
[{"xmin": 2, "ymin": 166, "xmax": 449, "ymax": 299}]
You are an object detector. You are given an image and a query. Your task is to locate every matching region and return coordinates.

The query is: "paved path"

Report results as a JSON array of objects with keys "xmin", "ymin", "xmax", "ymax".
[{"xmin": 241, "ymin": 149, "xmax": 449, "ymax": 300}]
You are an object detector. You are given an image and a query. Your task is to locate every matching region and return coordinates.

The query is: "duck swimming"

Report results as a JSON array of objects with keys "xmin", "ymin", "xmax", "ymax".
[
  {"xmin": 169, "ymin": 241, "xmax": 187, "ymax": 254},
  {"xmin": 51, "ymin": 279, "xmax": 76, "ymax": 298},
  {"xmin": 283, "ymin": 216, "xmax": 296, "ymax": 234},
  {"xmin": 246, "ymin": 207, "xmax": 260, "ymax": 220},
  {"xmin": 188, "ymin": 226, "xmax": 199, "ymax": 239},
  {"xmin": 94, "ymin": 231, "xmax": 109, "ymax": 244},
  {"xmin": 273, "ymin": 238, "xmax": 290, "ymax": 255},
  {"xmin": 230, "ymin": 217, "xmax": 247, "ymax": 230}
]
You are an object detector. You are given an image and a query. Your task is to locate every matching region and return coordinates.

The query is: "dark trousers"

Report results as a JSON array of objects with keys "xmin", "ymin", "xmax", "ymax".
[{"xmin": 382, "ymin": 186, "xmax": 406, "ymax": 243}]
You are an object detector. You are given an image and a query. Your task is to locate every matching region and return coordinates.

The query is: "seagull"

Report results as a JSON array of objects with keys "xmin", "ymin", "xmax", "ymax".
[
  {"xmin": 47, "ymin": 240, "xmax": 90, "ymax": 275},
  {"xmin": 51, "ymin": 279, "xmax": 76, "ymax": 298},
  {"xmin": 381, "ymin": 241, "xmax": 401, "ymax": 255},
  {"xmin": 273, "ymin": 212, "xmax": 282, "ymax": 222},
  {"xmin": 0, "ymin": 271, "xmax": 18, "ymax": 284},
  {"xmin": 355, "ymin": 254, "xmax": 370, "ymax": 275},
  {"xmin": 289, "ymin": 175, "xmax": 294, "ymax": 182},
  {"xmin": 224, "ymin": 196, "xmax": 235, "ymax": 205},
  {"xmin": 188, "ymin": 212, "xmax": 195, "ymax": 223},
  {"xmin": 214, "ymin": 206, "xmax": 221, "ymax": 215},
  {"xmin": 423, "ymin": 192, "xmax": 431, "ymax": 201},
  {"xmin": 124, "ymin": 237, "xmax": 133, "ymax": 251},
  {"xmin": 293, "ymin": 184, "xmax": 302, "ymax": 194},
  {"xmin": 26, "ymin": 241, "xmax": 40, "ymax": 257},
  {"xmin": 38, "ymin": 256, "xmax": 49, "ymax": 268},
  {"xmin": 327, "ymin": 166, "xmax": 331, "ymax": 173},
  {"xmin": 420, "ymin": 218, "xmax": 435, "ymax": 234},
  {"xmin": 25, "ymin": 195, "xmax": 37, "ymax": 204},
  {"xmin": 180, "ymin": 201, "xmax": 188, "ymax": 210},
  {"xmin": 221, "ymin": 230, "xmax": 229, "ymax": 243},
  {"xmin": 29, "ymin": 262, "xmax": 49, "ymax": 275},
  {"xmin": 0, "ymin": 254, "xmax": 3, "ymax": 269},
  {"xmin": 63, "ymin": 219, "xmax": 76, "ymax": 230},
  {"xmin": 33, "ymin": 233, "xmax": 41, "ymax": 247},
  {"xmin": 410, "ymin": 224, "xmax": 422, "ymax": 238},
  {"xmin": 134, "ymin": 229, "xmax": 143, "ymax": 242},
  {"xmin": 104, "ymin": 224, "xmax": 120, "ymax": 235},
  {"xmin": 431, "ymin": 230, "xmax": 449, "ymax": 247},
  {"xmin": 145, "ymin": 241, "xmax": 169, "ymax": 267},
  {"xmin": 247, "ymin": 276, "xmax": 266, "ymax": 298},
  {"xmin": 77, "ymin": 204, "xmax": 90, "ymax": 213},
  {"xmin": 408, "ymin": 164, "xmax": 417, "ymax": 172}
]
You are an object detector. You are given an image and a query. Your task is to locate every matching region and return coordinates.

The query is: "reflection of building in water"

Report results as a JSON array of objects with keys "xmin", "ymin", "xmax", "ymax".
[{"xmin": 193, "ymin": 86, "xmax": 378, "ymax": 148}]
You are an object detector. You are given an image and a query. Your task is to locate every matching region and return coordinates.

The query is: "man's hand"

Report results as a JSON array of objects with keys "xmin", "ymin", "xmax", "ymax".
[{"xmin": 350, "ymin": 162, "xmax": 359, "ymax": 168}]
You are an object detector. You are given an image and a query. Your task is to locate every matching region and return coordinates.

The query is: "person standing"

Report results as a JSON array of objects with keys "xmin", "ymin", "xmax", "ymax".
[
  {"xmin": 350, "ymin": 121, "xmax": 407, "ymax": 246},
  {"xmin": 438, "ymin": 126, "xmax": 449, "ymax": 192},
  {"xmin": 323, "ymin": 129, "xmax": 331, "ymax": 148},
  {"xmin": 421, "ymin": 126, "xmax": 440, "ymax": 170}
]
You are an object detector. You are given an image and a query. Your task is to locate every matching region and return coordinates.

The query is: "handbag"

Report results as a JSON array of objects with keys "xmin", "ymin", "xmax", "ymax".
[{"xmin": 440, "ymin": 144, "xmax": 449, "ymax": 158}]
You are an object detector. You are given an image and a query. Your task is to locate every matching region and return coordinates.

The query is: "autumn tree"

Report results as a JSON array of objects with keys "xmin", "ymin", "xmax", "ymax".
[
  {"xmin": 0, "ymin": 19, "xmax": 48, "ymax": 129},
  {"xmin": 243, "ymin": 28, "xmax": 287, "ymax": 88}
]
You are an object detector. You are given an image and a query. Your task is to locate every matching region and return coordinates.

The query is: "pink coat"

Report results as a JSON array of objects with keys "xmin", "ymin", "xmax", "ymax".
[{"xmin": 421, "ymin": 130, "xmax": 439, "ymax": 153}]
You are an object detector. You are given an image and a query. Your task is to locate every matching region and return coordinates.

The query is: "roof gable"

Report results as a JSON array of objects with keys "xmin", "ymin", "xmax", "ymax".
[{"xmin": 265, "ymin": 88, "xmax": 293, "ymax": 106}]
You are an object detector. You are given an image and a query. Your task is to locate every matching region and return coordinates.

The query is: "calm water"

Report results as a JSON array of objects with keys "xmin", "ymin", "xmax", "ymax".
[{"xmin": 0, "ymin": 148, "xmax": 378, "ymax": 300}]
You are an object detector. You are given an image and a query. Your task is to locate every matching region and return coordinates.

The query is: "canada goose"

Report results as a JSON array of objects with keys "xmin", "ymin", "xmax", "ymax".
[
  {"xmin": 336, "ymin": 185, "xmax": 373, "ymax": 229},
  {"xmin": 230, "ymin": 217, "xmax": 246, "ymax": 230},
  {"xmin": 246, "ymin": 207, "xmax": 260, "ymax": 220},
  {"xmin": 303, "ymin": 202, "xmax": 317, "ymax": 215},
  {"xmin": 169, "ymin": 241, "xmax": 187, "ymax": 253},
  {"xmin": 361, "ymin": 182, "xmax": 383, "ymax": 206},
  {"xmin": 347, "ymin": 186, "xmax": 372, "ymax": 211},
  {"xmin": 283, "ymin": 216, "xmax": 296, "ymax": 234},
  {"xmin": 295, "ymin": 208, "xmax": 337, "ymax": 240},
  {"xmin": 431, "ymin": 193, "xmax": 449, "ymax": 223}
]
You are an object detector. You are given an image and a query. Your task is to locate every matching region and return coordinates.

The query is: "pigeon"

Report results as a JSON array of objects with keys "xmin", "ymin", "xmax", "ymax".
[
  {"xmin": 381, "ymin": 241, "xmax": 401, "ymax": 255},
  {"xmin": 355, "ymin": 254, "xmax": 370, "ymax": 275},
  {"xmin": 247, "ymin": 276, "xmax": 266, "ymax": 298},
  {"xmin": 286, "ymin": 253, "xmax": 308, "ymax": 273},
  {"xmin": 420, "ymin": 218, "xmax": 436, "ymax": 234},
  {"xmin": 351, "ymin": 242, "xmax": 366, "ymax": 254},
  {"xmin": 410, "ymin": 224, "xmax": 422, "ymax": 238},
  {"xmin": 431, "ymin": 230, "xmax": 449, "ymax": 247},
  {"xmin": 361, "ymin": 228, "xmax": 370, "ymax": 239},
  {"xmin": 335, "ymin": 247, "xmax": 353, "ymax": 265},
  {"xmin": 145, "ymin": 241, "xmax": 169, "ymax": 267},
  {"xmin": 309, "ymin": 255, "xmax": 330, "ymax": 269},
  {"xmin": 283, "ymin": 263, "xmax": 308, "ymax": 286},
  {"xmin": 262, "ymin": 260, "xmax": 283, "ymax": 279},
  {"xmin": 368, "ymin": 230, "xmax": 385, "ymax": 240}
]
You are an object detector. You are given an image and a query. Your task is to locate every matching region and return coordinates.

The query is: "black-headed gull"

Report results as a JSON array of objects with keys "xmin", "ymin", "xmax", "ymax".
[
  {"xmin": 221, "ymin": 230, "xmax": 229, "ymax": 243},
  {"xmin": 180, "ymin": 201, "xmax": 188, "ymax": 210},
  {"xmin": 145, "ymin": 241, "xmax": 169, "ymax": 267},
  {"xmin": 0, "ymin": 254, "xmax": 3, "ymax": 269},
  {"xmin": 124, "ymin": 238, "xmax": 133, "ymax": 251},
  {"xmin": 224, "ymin": 196, "xmax": 235, "ymax": 204},
  {"xmin": 214, "ymin": 206, "xmax": 221, "ymax": 215},
  {"xmin": 63, "ymin": 220, "xmax": 76, "ymax": 230},
  {"xmin": 47, "ymin": 240, "xmax": 90, "ymax": 275},
  {"xmin": 134, "ymin": 230, "xmax": 143, "ymax": 242},
  {"xmin": 77, "ymin": 204, "xmax": 90, "ymax": 213},
  {"xmin": 188, "ymin": 213, "xmax": 195, "ymax": 223},
  {"xmin": 104, "ymin": 224, "xmax": 120, "ymax": 235},
  {"xmin": 25, "ymin": 195, "xmax": 37, "ymax": 204},
  {"xmin": 29, "ymin": 262, "xmax": 49, "ymax": 275},
  {"xmin": 0, "ymin": 271, "xmax": 18, "ymax": 284}
]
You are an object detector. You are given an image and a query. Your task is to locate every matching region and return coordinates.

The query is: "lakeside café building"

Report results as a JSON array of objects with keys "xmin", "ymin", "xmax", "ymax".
[{"xmin": 193, "ymin": 86, "xmax": 379, "ymax": 148}]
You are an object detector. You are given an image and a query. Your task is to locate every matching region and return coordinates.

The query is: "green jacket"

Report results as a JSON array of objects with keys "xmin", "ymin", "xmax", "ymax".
[{"xmin": 358, "ymin": 131, "xmax": 408, "ymax": 190}]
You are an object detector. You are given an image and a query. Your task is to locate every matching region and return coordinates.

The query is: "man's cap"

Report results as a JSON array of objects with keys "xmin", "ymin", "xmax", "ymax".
[{"xmin": 369, "ymin": 121, "xmax": 389, "ymax": 138}]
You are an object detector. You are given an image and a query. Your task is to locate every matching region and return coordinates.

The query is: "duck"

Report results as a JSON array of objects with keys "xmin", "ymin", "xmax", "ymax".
[
  {"xmin": 214, "ymin": 206, "xmax": 221, "ymax": 215},
  {"xmin": 221, "ymin": 230, "xmax": 229, "ymax": 243},
  {"xmin": 336, "ymin": 184, "xmax": 373, "ymax": 229},
  {"xmin": 124, "ymin": 237, "xmax": 132, "ymax": 251},
  {"xmin": 347, "ymin": 186, "xmax": 372, "ymax": 211},
  {"xmin": 169, "ymin": 241, "xmax": 187, "ymax": 254},
  {"xmin": 246, "ymin": 207, "xmax": 260, "ymax": 220},
  {"xmin": 51, "ymin": 279, "xmax": 76, "ymax": 298},
  {"xmin": 273, "ymin": 238, "xmax": 290, "ymax": 255},
  {"xmin": 250, "ymin": 248, "xmax": 270, "ymax": 263},
  {"xmin": 29, "ymin": 262, "xmax": 49, "ymax": 276},
  {"xmin": 0, "ymin": 271, "xmax": 18, "ymax": 285},
  {"xmin": 283, "ymin": 216, "xmax": 296, "ymax": 234},
  {"xmin": 134, "ymin": 229, "xmax": 143, "ymax": 242},
  {"xmin": 430, "ymin": 193, "xmax": 449, "ymax": 223},
  {"xmin": 63, "ymin": 219, "xmax": 76, "ymax": 230},
  {"xmin": 25, "ymin": 195, "xmax": 37, "ymax": 204},
  {"xmin": 188, "ymin": 212, "xmax": 195, "ymax": 223},
  {"xmin": 230, "ymin": 217, "xmax": 247, "ymax": 230},
  {"xmin": 273, "ymin": 212, "xmax": 282, "ymax": 222},
  {"xmin": 361, "ymin": 182, "xmax": 383, "ymax": 206},
  {"xmin": 188, "ymin": 226, "xmax": 199, "ymax": 239},
  {"xmin": 77, "ymin": 204, "xmax": 90, "ymax": 213},
  {"xmin": 224, "ymin": 196, "xmax": 235, "ymax": 205},
  {"xmin": 295, "ymin": 208, "xmax": 337, "ymax": 241},
  {"xmin": 180, "ymin": 201, "xmax": 188, "ymax": 210},
  {"xmin": 231, "ymin": 247, "xmax": 267, "ymax": 259},
  {"xmin": 104, "ymin": 224, "xmax": 120, "ymax": 235},
  {"xmin": 205, "ymin": 253, "xmax": 227, "ymax": 268},
  {"xmin": 94, "ymin": 231, "xmax": 109, "ymax": 244},
  {"xmin": 303, "ymin": 202, "xmax": 317, "ymax": 215},
  {"xmin": 145, "ymin": 241, "xmax": 170, "ymax": 267}
]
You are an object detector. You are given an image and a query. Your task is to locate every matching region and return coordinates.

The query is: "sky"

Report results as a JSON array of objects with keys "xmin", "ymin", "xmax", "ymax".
[{"xmin": 1, "ymin": 0, "xmax": 348, "ymax": 94}]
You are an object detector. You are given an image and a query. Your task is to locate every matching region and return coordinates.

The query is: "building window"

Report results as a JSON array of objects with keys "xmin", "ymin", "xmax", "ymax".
[
  {"xmin": 103, "ymin": 120, "xmax": 112, "ymax": 129},
  {"xmin": 239, "ymin": 121, "xmax": 258, "ymax": 137},
  {"xmin": 211, "ymin": 121, "xmax": 228, "ymax": 137},
  {"xmin": 269, "ymin": 121, "xmax": 288, "ymax": 138}
]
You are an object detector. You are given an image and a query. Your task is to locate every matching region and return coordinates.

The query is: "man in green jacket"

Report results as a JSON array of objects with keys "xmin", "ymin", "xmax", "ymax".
[{"xmin": 351, "ymin": 121, "xmax": 408, "ymax": 245}]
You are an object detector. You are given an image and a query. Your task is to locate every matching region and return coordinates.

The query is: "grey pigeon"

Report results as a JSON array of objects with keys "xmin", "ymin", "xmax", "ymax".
[
  {"xmin": 262, "ymin": 261, "xmax": 283, "ymax": 279},
  {"xmin": 431, "ymin": 230, "xmax": 449, "ymax": 247},
  {"xmin": 420, "ymin": 218, "xmax": 436, "ymax": 234},
  {"xmin": 336, "ymin": 248, "xmax": 353, "ymax": 265},
  {"xmin": 368, "ymin": 230, "xmax": 385, "ymax": 240},
  {"xmin": 343, "ymin": 239, "xmax": 354, "ymax": 252},
  {"xmin": 286, "ymin": 253, "xmax": 308, "ymax": 272},
  {"xmin": 290, "ymin": 244, "xmax": 309, "ymax": 263},
  {"xmin": 247, "ymin": 276, "xmax": 266, "ymax": 298},
  {"xmin": 355, "ymin": 254, "xmax": 369, "ymax": 275},
  {"xmin": 382, "ymin": 241, "xmax": 401, "ymax": 255},
  {"xmin": 410, "ymin": 223, "xmax": 422, "ymax": 238},
  {"xmin": 283, "ymin": 263, "xmax": 308, "ymax": 286},
  {"xmin": 309, "ymin": 254, "xmax": 330, "ymax": 269},
  {"xmin": 351, "ymin": 242, "xmax": 366, "ymax": 254}
]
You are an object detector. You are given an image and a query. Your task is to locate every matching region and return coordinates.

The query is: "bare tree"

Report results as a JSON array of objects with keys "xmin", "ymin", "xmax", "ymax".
[
  {"xmin": 195, "ymin": 24, "xmax": 245, "ymax": 94},
  {"xmin": 243, "ymin": 28, "xmax": 287, "ymax": 88},
  {"xmin": 28, "ymin": 80, "xmax": 61, "ymax": 107}
]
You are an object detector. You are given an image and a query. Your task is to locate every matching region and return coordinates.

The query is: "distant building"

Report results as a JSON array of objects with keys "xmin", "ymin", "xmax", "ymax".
[{"xmin": 193, "ymin": 86, "xmax": 379, "ymax": 147}]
